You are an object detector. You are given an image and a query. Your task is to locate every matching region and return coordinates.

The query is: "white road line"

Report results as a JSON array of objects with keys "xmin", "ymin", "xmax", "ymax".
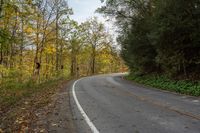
[{"xmin": 72, "ymin": 78, "xmax": 100, "ymax": 133}]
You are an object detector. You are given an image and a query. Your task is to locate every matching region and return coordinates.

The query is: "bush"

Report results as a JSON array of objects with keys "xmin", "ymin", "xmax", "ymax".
[
  {"xmin": 126, "ymin": 74, "xmax": 200, "ymax": 97},
  {"xmin": 0, "ymin": 75, "xmax": 68, "ymax": 110}
]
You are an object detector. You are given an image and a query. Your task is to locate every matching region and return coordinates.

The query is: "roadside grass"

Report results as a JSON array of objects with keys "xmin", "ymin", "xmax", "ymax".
[
  {"xmin": 0, "ymin": 76, "xmax": 70, "ymax": 112},
  {"xmin": 0, "ymin": 76, "xmax": 71, "ymax": 132},
  {"xmin": 126, "ymin": 74, "xmax": 200, "ymax": 97}
]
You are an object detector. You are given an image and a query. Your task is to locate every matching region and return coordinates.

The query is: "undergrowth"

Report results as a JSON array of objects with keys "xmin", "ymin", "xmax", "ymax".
[
  {"xmin": 0, "ymin": 76, "xmax": 69, "ymax": 110},
  {"xmin": 126, "ymin": 74, "xmax": 200, "ymax": 97}
]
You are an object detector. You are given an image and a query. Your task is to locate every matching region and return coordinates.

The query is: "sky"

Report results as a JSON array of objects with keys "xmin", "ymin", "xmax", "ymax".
[
  {"xmin": 68, "ymin": 0, "xmax": 118, "ymax": 47},
  {"xmin": 68, "ymin": 0, "xmax": 105, "ymax": 23},
  {"xmin": 68, "ymin": 0, "xmax": 116, "ymax": 34}
]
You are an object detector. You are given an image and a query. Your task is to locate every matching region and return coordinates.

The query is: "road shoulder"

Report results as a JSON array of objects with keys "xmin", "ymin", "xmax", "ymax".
[{"xmin": 0, "ymin": 80, "xmax": 76, "ymax": 133}]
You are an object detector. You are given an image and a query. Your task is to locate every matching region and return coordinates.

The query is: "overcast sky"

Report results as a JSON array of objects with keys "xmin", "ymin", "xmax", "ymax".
[
  {"xmin": 68, "ymin": 0, "xmax": 118, "ymax": 46},
  {"xmin": 68, "ymin": 0, "xmax": 104, "ymax": 23}
]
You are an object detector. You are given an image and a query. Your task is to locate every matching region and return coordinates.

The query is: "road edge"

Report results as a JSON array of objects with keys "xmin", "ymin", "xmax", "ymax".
[{"xmin": 72, "ymin": 78, "xmax": 100, "ymax": 133}]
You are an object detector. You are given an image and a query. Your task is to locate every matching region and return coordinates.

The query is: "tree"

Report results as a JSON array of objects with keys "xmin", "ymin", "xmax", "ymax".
[
  {"xmin": 53, "ymin": 0, "xmax": 72, "ymax": 71},
  {"xmin": 83, "ymin": 17, "xmax": 111, "ymax": 74},
  {"xmin": 31, "ymin": 0, "xmax": 71, "ymax": 81},
  {"xmin": 63, "ymin": 20, "xmax": 84, "ymax": 77},
  {"xmin": 99, "ymin": 0, "xmax": 200, "ymax": 79},
  {"xmin": 151, "ymin": 0, "xmax": 200, "ymax": 78},
  {"xmin": 0, "ymin": 0, "xmax": 123, "ymax": 88},
  {"xmin": 98, "ymin": 0, "xmax": 157, "ymax": 75}
]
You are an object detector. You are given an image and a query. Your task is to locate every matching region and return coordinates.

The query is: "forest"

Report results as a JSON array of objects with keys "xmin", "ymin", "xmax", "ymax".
[
  {"xmin": 0, "ymin": 0, "xmax": 125, "ymax": 117},
  {"xmin": 98, "ymin": 0, "xmax": 200, "ymax": 96},
  {"xmin": 1, "ymin": 0, "xmax": 200, "ymax": 132},
  {"xmin": 1, "ymin": 0, "xmax": 200, "ymax": 110},
  {"xmin": 0, "ymin": 1, "xmax": 124, "ymax": 89}
]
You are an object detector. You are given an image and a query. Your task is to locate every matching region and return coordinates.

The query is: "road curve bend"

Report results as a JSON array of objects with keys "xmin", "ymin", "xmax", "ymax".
[{"xmin": 70, "ymin": 74, "xmax": 200, "ymax": 133}]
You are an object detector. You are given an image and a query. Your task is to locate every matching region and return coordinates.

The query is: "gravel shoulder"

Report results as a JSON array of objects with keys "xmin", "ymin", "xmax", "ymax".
[{"xmin": 31, "ymin": 80, "xmax": 76, "ymax": 133}]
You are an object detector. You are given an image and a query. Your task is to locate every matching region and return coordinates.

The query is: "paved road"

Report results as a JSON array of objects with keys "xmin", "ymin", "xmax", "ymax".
[{"xmin": 70, "ymin": 74, "xmax": 200, "ymax": 133}]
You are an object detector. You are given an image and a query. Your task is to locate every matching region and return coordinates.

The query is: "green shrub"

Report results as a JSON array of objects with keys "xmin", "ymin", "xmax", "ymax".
[
  {"xmin": 126, "ymin": 74, "xmax": 200, "ymax": 97},
  {"xmin": 0, "ymin": 76, "xmax": 68, "ymax": 109}
]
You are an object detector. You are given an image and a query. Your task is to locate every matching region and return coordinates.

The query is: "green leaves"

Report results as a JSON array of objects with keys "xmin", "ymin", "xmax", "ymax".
[
  {"xmin": 126, "ymin": 74, "xmax": 200, "ymax": 96},
  {"xmin": 101, "ymin": 0, "xmax": 200, "ymax": 79},
  {"xmin": 0, "ymin": 28, "xmax": 10, "ymax": 44}
]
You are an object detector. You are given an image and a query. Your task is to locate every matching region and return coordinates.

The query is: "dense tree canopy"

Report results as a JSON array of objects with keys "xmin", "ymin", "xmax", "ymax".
[
  {"xmin": 98, "ymin": 0, "xmax": 200, "ymax": 79},
  {"xmin": 0, "ymin": 0, "xmax": 124, "ymax": 87}
]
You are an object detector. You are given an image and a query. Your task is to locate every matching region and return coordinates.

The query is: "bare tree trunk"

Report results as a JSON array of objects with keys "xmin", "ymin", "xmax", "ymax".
[
  {"xmin": 0, "ymin": 0, "xmax": 3, "ymax": 17},
  {"xmin": 55, "ymin": 5, "xmax": 59, "ymax": 71},
  {"xmin": 60, "ymin": 41, "xmax": 64, "ymax": 76},
  {"xmin": 71, "ymin": 54, "xmax": 77, "ymax": 77},
  {"xmin": 33, "ymin": 13, "xmax": 40, "ymax": 82},
  {"xmin": 91, "ymin": 47, "xmax": 96, "ymax": 74},
  {"xmin": 183, "ymin": 60, "xmax": 187, "ymax": 78},
  {"xmin": 0, "ymin": 44, "xmax": 3, "ymax": 65},
  {"xmin": 51, "ymin": 54, "xmax": 54, "ymax": 76},
  {"xmin": 20, "ymin": 25, "xmax": 23, "ymax": 68},
  {"xmin": 9, "ymin": 7, "xmax": 18, "ymax": 68},
  {"xmin": 45, "ymin": 53, "xmax": 49, "ymax": 79},
  {"xmin": 19, "ymin": 1, "xmax": 24, "ymax": 82}
]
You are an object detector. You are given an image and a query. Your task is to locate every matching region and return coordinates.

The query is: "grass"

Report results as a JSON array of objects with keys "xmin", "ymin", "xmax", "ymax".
[
  {"xmin": 0, "ymin": 76, "xmax": 71, "ymax": 132},
  {"xmin": 126, "ymin": 74, "xmax": 200, "ymax": 97},
  {"xmin": 0, "ymin": 76, "xmax": 70, "ymax": 111}
]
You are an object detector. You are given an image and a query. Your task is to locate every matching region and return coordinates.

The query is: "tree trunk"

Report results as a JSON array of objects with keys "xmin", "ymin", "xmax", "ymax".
[
  {"xmin": 60, "ymin": 41, "xmax": 64, "ymax": 75},
  {"xmin": 91, "ymin": 47, "xmax": 96, "ymax": 74},
  {"xmin": 0, "ymin": 0, "xmax": 3, "ymax": 17},
  {"xmin": 45, "ymin": 53, "xmax": 49, "ymax": 79},
  {"xmin": 33, "ymin": 13, "xmax": 40, "ymax": 82},
  {"xmin": 70, "ymin": 49, "xmax": 77, "ymax": 77},
  {"xmin": 9, "ymin": 7, "xmax": 18, "ymax": 68},
  {"xmin": 20, "ymin": 23, "xmax": 23, "ymax": 69},
  {"xmin": 0, "ymin": 44, "xmax": 3, "ymax": 65},
  {"xmin": 183, "ymin": 60, "xmax": 187, "ymax": 78},
  {"xmin": 55, "ymin": 8, "xmax": 59, "ymax": 71}
]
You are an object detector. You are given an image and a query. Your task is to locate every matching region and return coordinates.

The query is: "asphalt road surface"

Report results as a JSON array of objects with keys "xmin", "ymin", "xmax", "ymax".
[{"xmin": 70, "ymin": 74, "xmax": 200, "ymax": 133}]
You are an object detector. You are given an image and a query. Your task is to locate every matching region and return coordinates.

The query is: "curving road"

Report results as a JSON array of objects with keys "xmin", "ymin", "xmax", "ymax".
[{"xmin": 70, "ymin": 74, "xmax": 200, "ymax": 133}]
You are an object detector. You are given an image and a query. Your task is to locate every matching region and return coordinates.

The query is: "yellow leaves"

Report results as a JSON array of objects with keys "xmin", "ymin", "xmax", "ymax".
[
  {"xmin": 26, "ymin": 0, "xmax": 33, "ymax": 5},
  {"xmin": 0, "ymin": 21, "xmax": 4, "ymax": 28},
  {"xmin": 0, "ymin": 65, "xmax": 9, "ymax": 76},
  {"xmin": 44, "ymin": 46, "xmax": 56, "ymax": 54},
  {"xmin": 24, "ymin": 27, "xmax": 33, "ymax": 34}
]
